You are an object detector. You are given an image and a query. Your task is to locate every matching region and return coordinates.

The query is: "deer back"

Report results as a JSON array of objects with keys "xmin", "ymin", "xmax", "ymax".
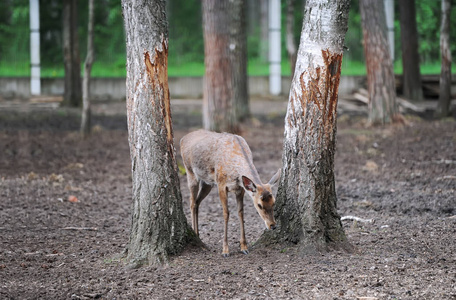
[{"xmin": 180, "ymin": 130, "xmax": 261, "ymax": 189}]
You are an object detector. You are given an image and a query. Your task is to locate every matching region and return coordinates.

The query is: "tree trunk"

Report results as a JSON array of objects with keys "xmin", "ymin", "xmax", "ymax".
[
  {"xmin": 247, "ymin": 0, "xmax": 259, "ymax": 36},
  {"xmin": 398, "ymin": 0, "xmax": 424, "ymax": 101},
  {"xmin": 122, "ymin": 0, "xmax": 195, "ymax": 267},
  {"xmin": 230, "ymin": 0, "xmax": 250, "ymax": 122},
  {"xmin": 286, "ymin": 0, "xmax": 297, "ymax": 77},
  {"xmin": 259, "ymin": 0, "xmax": 351, "ymax": 254},
  {"xmin": 81, "ymin": 0, "xmax": 94, "ymax": 138},
  {"xmin": 63, "ymin": 0, "xmax": 82, "ymax": 107},
  {"xmin": 437, "ymin": 0, "xmax": 452, "ymax": 118},
  {"xmin": 360, "ymin": 0, "xmax": 398, "ymax": 125},
  {"xmin": 259, "ymin": 0, "xmax": 269, "ymax": 63},
  {"xmin": 202, "ymin": 0, "xmax": 239, "ymax": 133}
]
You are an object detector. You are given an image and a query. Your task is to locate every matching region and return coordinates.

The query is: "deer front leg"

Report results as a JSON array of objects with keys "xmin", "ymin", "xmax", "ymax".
[
  {"xmin": 218, "ymin": 185, "xmax": 230, "ymax": 257},
  {"xmin": 236, "ymin": 189, "xmax": 248, "ymax": 254}
]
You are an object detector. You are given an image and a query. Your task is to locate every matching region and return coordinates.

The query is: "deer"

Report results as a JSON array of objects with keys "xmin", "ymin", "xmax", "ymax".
[{"xmin": 180, "ymin": 129, "xmax": 281, "ymax": 257}]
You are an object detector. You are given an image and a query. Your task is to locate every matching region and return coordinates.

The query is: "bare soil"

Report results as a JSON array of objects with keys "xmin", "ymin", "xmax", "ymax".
[{"xmin": 0, "ymin": 99, "xmax": 455, "ymax": 299}]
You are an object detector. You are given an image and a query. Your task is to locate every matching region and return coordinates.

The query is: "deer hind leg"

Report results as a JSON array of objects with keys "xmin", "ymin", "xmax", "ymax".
[
  {"xmin": 193, "ymin": 181, "xmax": 212, "ymax": 235},
  {"xmin": 218, "ymin": 185, "xmax": 230, "ymax": 257},
  {"xmin": 186, "ymin": 170, "xmax": 200, "ymax": 236},
  {"xmin": 235, "ymin": 189, "xmax": 248, "ymax": 254}
]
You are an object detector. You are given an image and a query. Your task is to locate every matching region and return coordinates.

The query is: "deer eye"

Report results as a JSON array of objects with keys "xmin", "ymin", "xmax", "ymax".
[{"xmin": 258, "ymin": 203, "xmax": 263, "ymax": 210}]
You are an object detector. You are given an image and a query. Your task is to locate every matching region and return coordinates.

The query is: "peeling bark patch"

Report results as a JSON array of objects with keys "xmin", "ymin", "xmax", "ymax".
[
  {"xmin": 144, "ymin": 41, "xmax": 173, "ymax": 145},
  {"xmin": 294, "ymin": 49, "xmax": 343, "ymax": 135},
  {"xmin": 321, "ymin": 49, "xmax": 342, "ymax": 125}
]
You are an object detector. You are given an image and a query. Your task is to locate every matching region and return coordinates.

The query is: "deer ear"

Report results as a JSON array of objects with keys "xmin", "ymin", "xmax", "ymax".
[
  {"xmin": 242, "ymin": 176, "xmax": 257, "ymax": 193},
  {"xmin": 268, "ymin": 169, "xmax": 281, "ymax": 186}
]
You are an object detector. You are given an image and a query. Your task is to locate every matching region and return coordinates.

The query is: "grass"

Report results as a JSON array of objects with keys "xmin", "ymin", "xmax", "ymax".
[{"xmin": 1, "ymin": 59, "xmax": 455, "ymax": 78}]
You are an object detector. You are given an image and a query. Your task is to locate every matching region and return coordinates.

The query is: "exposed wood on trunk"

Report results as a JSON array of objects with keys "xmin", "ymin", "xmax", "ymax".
[
  {"xmin": 398, "ymin": 0, "xmax": 423, "ymax": 101},
  {"xmin": 258, "ymin": 0, "xmax": 351, "ymax": 254},
  {"xmin": 81, "ymin": 0, "xmax": 94, "ymax": 138},
  {"xmin": 437, "ymin": 0, "xmax": 452, "ymax": 117},
  {"xmin": 360, "ymin": 0, "xmax": 398, "ymax": 125},
  {"xmin": 122, "ymin": 0, "xmax": 195, "ymax": 267}
]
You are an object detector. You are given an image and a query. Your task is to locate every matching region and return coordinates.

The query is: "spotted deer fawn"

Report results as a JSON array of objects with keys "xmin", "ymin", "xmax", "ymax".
[{"xmin": 180, "ymin": 129, "xmax": 280, "ymax": 257}]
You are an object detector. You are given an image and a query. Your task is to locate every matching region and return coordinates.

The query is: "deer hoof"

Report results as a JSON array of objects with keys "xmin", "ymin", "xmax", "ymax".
[
  {"xmin": 222, "ymin": 253, "xmax": 230, "ymax": 258},
  {"xmin": 241, "ymin": 249, "xmax": 249, "ymax": 255}
]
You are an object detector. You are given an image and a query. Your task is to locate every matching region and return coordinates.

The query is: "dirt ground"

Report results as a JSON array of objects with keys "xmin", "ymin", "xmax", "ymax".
[{"xmin": 0, "ymin": 98, "xmax": 455, "ymax": 299}]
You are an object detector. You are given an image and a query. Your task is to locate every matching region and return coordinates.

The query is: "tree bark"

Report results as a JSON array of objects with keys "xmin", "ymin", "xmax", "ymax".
[
  {"xmin": 122, "ymin": 0, "xmax": 195, "ymax": 267},
  {"xmin": 286, "ymin": 0, "xmax": 298, "ymax": 76},
  {"xmin": 360, "ymin": 0, "xmax": 398, "ymax": 125},
  {"xmin": 63, "ymin": 0, "xmax": 82, "ymax": 107},
  {"xmin": 230, "ymin": 0, "xmax": 250, "ymax": 122},
  {"xmin": 437, "ymin": 0, "xmax": 452, "ymax": 118},
  {"xmin": 398, "ymin": 0, "xmax": 424, "ymax": 101},
  {"xmin": 202, "ymin": 0, "xmax": 242, "ymax": 133},
  {"xmin": 81, "ymin": 0, "xmax": 94, "ymax": 138},
  {"xmin": 259, "ymin": 0, "xmax": 351, "ymax": 254}
]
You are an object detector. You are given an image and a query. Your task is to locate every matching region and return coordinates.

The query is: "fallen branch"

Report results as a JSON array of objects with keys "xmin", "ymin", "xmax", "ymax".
[
  {"xmin": 436, "ymin": 175, "xmax": 456, "ymax": 181},
  {"xmin": 61, "ymin": 227, "xmax": 98, "ymax": 231},
  {"xmin": 341, "ymin": 216, "xmax": 374, "ymax": 223},
  {"xmin": 46, "ymin": 253, "xmax": 64, "ymax": 257},
  {"xmin": 397, "ymin": 97, "xmax": 426, "ymax": 113},
  {"xmin": 353, "ymin": 92, "xmax": 369, "ymax": 104}
]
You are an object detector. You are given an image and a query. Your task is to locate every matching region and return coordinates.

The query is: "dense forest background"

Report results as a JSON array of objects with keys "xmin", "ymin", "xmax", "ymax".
[{"xmin": 1, "ymin": 0, "xmax": 455, "ymax": 77}]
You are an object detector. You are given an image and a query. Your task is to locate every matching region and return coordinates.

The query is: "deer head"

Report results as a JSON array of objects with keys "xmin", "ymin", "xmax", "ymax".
[{"xmin": 242, "ymin": 169, "xmax": 281, "ymax": 230}]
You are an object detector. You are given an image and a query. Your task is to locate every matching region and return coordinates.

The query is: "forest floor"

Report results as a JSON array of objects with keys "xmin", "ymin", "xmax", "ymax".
[{"xmin": 0, "ymin": 98, "xmax": 455, "ymax": 299}]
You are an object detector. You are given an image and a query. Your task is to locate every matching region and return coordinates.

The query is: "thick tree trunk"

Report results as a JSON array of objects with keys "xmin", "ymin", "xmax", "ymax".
[
  {"xmin": 81, "ymin": 0, "xmax": 94, "ymax": 138},
  {"xmin": 202, "ymin": 0, "xmax": 241, "ymax": 133},
  {"xmin": 230, "ymin": 0, "xmax": 250, "ymax": 122},
  {"xmin": 260, "ymin": 0, "xmax": 351, "ymax": 254},
  {"xmin": 122, "ymin": 0, "xmax": 195, "ymax": 267},
  {"xmin": 398, "ymin": 0, "xmax": 423, "ymax": 101},
  {"xmin": 63, "ymin": 0, "xmax": 82, "ymax": 107},
  {"xmin": 437, "ymin": 0, "xmax": 452, "ymax": 118},
  {"xmin": 286, "ymin": 0, "xmax": 297, "ymax": 76},
  {"xmin": 360, "ymin": 0, "xmax": 398, "ymax": 125}
]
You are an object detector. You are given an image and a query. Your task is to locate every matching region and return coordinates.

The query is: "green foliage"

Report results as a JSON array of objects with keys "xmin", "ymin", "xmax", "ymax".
[
  {"xmin": 0, "ymin": 0, "xmax": 30, "ymax": 75},
  {"xmin": 0, "ymin": 0, "xmax": 455, "ymax": 78},
  {"xmin": 39, "ymin": 1, "xmax": 63, "ymax": 69},
  {"xmin": 415, "ymin": 1, "xmax": 441, "ymax": 63},
  {"xmin": 168, "ymin": 0, "xmax": 204, "ymax": 65}
]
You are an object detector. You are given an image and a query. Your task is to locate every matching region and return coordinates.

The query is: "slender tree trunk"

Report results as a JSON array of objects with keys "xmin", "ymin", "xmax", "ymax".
[
  {"xmin": 81, "ymin": 0, "xmax": 94, "ymax": 138},
  {"xmin": 398, "ymin": 0, "xmax": 423, "ymax": 101},
  {"xmin": 437, "ymin": 0, "xmax": 452, "ymax": 118},
  {"xmin": 286, "ymin": 0, "xmax": 297, "ymax": 77},
  {"xmin": 230, "ymin": 0, "xmax": 249, "ymax": 122},
  {"xmin": 202, "ymin": 0, "xmax": 238, "ymax": 133},
  {"xmin": 247, "ymin": 0, "xmax": 259, "ymax": 36},
  {"xmin": 63, "ymin": 0, "xmax": 82, "ymax": 107},
  {"xmin": 260, "ymin": 0, "xmax": 269, "ymax": 63},
  {"xmin": 259, "ymin": 0, "xmax": 351, "ymax": 254},
  {"xmin": 122, "ymin": 0, "xmax": 195, "ymax": 267},
  {"xmin": 360, "ymin": 0, "xmax": 398, "ymax": 125}
]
